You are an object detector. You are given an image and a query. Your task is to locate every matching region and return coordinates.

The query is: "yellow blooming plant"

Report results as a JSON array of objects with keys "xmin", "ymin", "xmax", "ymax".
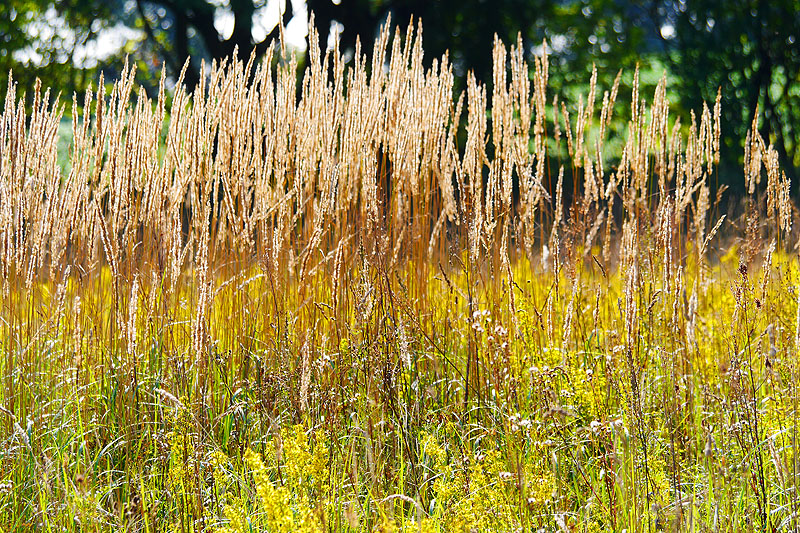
[{"xmin": 214, "ymin": 425, "xmax": 328, "ymax": 532}]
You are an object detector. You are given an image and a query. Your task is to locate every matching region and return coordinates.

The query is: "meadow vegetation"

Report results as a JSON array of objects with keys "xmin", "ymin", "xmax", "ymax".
[{"xmin": 0, "ymin": 18, "xmax": 798, "ymax": 532}]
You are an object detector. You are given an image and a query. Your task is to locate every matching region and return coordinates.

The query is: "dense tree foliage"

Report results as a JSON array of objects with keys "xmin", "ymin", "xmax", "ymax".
[
  {"xmin": 1, "ymin": 1, "xmax": 119, "ymax": 99},
  {"xmin": 668, "ymin": 0, "xmax": 800, "ymax": 180}
]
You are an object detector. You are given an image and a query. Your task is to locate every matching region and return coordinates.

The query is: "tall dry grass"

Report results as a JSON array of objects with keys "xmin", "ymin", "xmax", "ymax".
[{"xmin": 0, "ymin": 16, "xmax": 797, "ymax": 531}]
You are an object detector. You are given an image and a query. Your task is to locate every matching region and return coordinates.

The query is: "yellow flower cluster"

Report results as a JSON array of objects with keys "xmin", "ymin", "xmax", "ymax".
[
  {"xmin": 214, "ymin": 424, "xmax": 329, "ymax": 532},
  {"xmin": 166, "ymin": 399, "xmax": 194, "ymax": 497},
  {"xmin": 421, "ymin": 432, "xmax": 531, "ymax": 531}
]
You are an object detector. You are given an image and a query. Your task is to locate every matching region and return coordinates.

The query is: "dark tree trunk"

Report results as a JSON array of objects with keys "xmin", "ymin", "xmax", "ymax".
[
  {"xmin": 228, "ymin": 0, "xmax": 256, "ymax": 61},
  {"xmin": 175, "ymin": 12, "xmax": 200, "ymax": 90}
]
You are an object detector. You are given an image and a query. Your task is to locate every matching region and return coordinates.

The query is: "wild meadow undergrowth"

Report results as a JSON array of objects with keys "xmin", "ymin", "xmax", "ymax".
[{"xmin": 0, "ymin": 17, "xmax": 798, "ymax": 532}]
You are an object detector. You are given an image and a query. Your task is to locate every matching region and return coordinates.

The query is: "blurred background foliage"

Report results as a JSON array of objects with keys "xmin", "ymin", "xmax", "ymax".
[{"xmin": 1, "ymin": 0, "xmax": 798, "ymax": 188}]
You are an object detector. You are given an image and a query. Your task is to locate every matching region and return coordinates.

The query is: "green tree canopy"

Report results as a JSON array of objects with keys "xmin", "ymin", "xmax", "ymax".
[
  {"xmin": 667, "ymin": 0, "xmax": 800, "ymax": 182},
  {"xmin": 1, "ymin": 0, "xmax": 122, "ymax": 100}
]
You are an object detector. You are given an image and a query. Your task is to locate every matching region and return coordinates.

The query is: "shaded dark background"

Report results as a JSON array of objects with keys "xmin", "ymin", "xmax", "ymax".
[{"xmin": 1, "ymin": 0, "xmax": 798, "ymax": 191}]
